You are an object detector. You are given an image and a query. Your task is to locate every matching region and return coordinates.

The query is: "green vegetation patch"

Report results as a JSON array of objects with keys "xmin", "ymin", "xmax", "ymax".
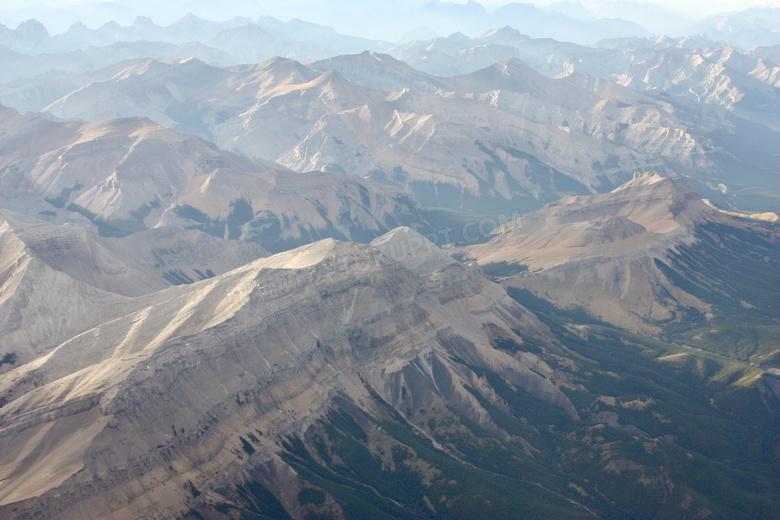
[
  {"xmin": 66, "ymin": 201, "xmax": 147, "ymax": 237},
  {"xmin": 44, "ymin": 182, "xmax": 82, "ymax": 208},
  {"xmin": 480, "ymin": 260, "xmax": 528, "ymax": 277}
]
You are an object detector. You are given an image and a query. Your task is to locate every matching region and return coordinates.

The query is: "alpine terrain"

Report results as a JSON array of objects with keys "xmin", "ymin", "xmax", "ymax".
[{"xmin": 0, "ymin": 2, "xmax": 778, "ymax": 520}]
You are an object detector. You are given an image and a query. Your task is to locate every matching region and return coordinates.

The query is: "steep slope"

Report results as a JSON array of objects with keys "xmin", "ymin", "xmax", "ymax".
[
  {"xmin": 0, "ymin": 232, "xmax": 576, "ymax": 519},
  {"xmin": 0, "ymin": 210, "xmax": 266, "ymax": 364},
  {"xmin": 2, "ymin": 227, "xmax": 777, "ymax": 520},
  {"xmin": 0, "ymin": 214, "xmax": 132, "ymax": 364},
  {"xmin": 0, "ymin": 105, "xmax": 432, "ymax": 251}
]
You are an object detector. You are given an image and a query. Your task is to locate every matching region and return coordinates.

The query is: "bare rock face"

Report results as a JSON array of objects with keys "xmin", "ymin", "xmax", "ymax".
[
  {"xmin": 0, "ymin": 105, "xmax": 431, "ymax": 251},
  {"xmin": 0, "ymin": 229, "xmax": 571, "ymax": 519},
  {"xmin": 466, "ymin": 172, "xmax": 726, "ymax": 333}
]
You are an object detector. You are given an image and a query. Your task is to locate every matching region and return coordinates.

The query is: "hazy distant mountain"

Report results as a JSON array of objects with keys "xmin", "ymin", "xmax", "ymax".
[
  {"xmin": 0, "ymin": 42, "xmax": 235, "ymax": 112},
  {"xmin": 753, "ymin": 44, "xmax": 780, "ymax": 62},
  {"xmin": 545, "ymin": 0, "xmax": 596, "ymax": 21},
  {"xmin": 690, "ymin": 7, "xmax": 780, "ymax": 48},
  {"xmin": 591, "ymin": 37, "xmax": 780, "ymax": 129},
  {"xmin": 42, "ymin": 54, "xmax": 780, "ymax": 212},
  {"xmin": 2, "ymin": 2, "xmax": 778, "ymax": 51},
  {"xmin": 0, "ymin": 14, "xmax": 395, "ymax": 111},
  {"xmin": 0, "ymin": 14, "xmax": 390, "ymax": 60},
  {"xmin": 389, "ymin": 27, "xmax": 667, "ymax": 78},
  {"xmin": 2, "ymin": 14, "xmax": 776, "ymax": 135},
  {"xmin": 0, "ymin": 105, "xmax": 432, "ymax": 252},
  {"xmin": 0, "ymin": 18, "xmax": 51, "ymax": 53},
  {"xmin": 387, "ymin": 31, "xmax": 523, "ymax": 76},
  {"xmin": 388, "ymin": 28, "xmax": 780, "ymax": 132},
  {"xmin": 492, "ymin": 1, "xmax": 649, "ymax": 43},
  {"xmin": 591, "ymin": 0, "xmax": 694, "ymax": 36},
  {"xmin": 310, "ymin": 51, "xmax": 454, "ymax": 94}
]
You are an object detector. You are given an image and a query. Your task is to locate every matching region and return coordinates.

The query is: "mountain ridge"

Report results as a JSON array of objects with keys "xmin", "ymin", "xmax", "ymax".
[
  {"xmin": 0, "ymin": 227, "xmax": 569, "ymax": 518},
  {"xmin": 0, "ymin": 104, "xmax": 433, "ymax": 251},
  {"xmin": 466, "ymin": 171, "xmax": 776, "ymax": 335}
]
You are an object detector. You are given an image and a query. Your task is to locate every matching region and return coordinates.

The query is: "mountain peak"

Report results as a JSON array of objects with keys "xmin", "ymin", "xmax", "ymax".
[
  {"xmin": 497, "ymin": 56, "xmax": 536, "ymax": 73},
  {"xmin": 475, "ymin": 25, "xmax": 531, "ymax": 46},
  {"xmin": 247, "ymin": 237, "xmax": 360, "ymax": 271},
  {"xmin": 478, "ymin": 25, "xmax": 524, "ymax": 38},
  {"xmin": 175, "ymin": 12, "xmax": 200, "ymax": 23},
  {"xmin": 444, "ymin": 31, "xmax": 472, "ymax": 43},
  {"xmin": 372, "ymin": 226, "xmax": 457, "ymax": 276},
  {"xmin": 612, "ymin": 170, "xmax": 670, "ymax": 192},
  {"xmin": 467, "ymin": 170, "xmax": 720, "ymax": 273},
  {"xmin": 607, "ymin": 172, "xmax": 705, "ymax": 215},
  {"xmin": 16, "ymin": 19, "xmax": 49, "ymax": 39},
  {"xmin": 132, "ymin": 16, "xmax": 158, "ymax": 29}
]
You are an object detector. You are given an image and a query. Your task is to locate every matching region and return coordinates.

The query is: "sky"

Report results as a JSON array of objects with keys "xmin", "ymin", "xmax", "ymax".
[
  {"xmin": 0, "ymin": 0, "xmax": 777, "ymax": 36},
  {"xmin": 534, "ymin": 0, "xmax": 778, "ymax": 11},
  {"xmin": 1, "ymin": 0, "xmax": 777, "ymax": 16}
]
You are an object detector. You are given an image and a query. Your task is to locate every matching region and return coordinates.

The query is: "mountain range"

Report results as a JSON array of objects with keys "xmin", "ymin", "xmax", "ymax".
[
  {"xmin": 0, "ymin": 15, "xmax": 390, "ymax": 59},
  {"xmin": 389, "ymin": 27, "xmax": 780, "ymax": 128},
  {"xmin": 0, "ymin": 5, "xmax": 778, "ymax": 520},
  {"xmin": 34, "ymin": 51, "xmax": 779, "ymax": 213},
  {"xmin": 0, "ymin": 104, "xmax": 432, "ymax": 252},
  {"xmin": 3, "ymin": 2, "xmax": 778, "ymax": 47},
  {"xmin": 0, "ymin": 223, "xmax": 566, "ymax": 518},
  {"xmin": 0, "ymin": 175, "xmax": 778, "ymax": 519}
]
